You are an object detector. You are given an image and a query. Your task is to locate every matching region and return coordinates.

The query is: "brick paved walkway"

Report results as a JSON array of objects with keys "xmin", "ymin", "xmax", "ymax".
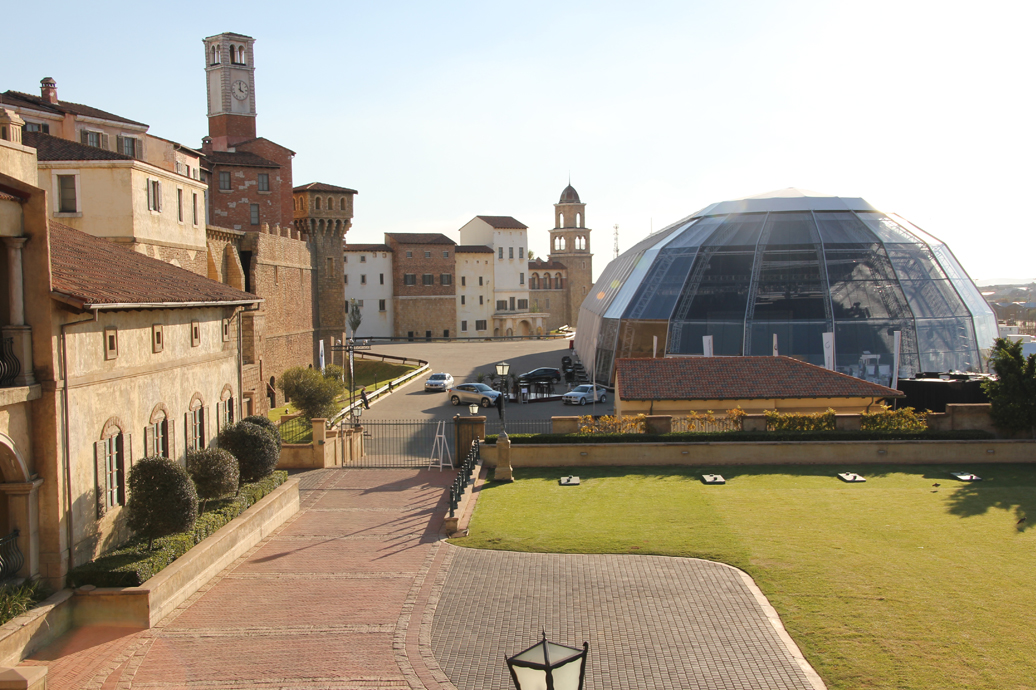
[{"xmin": 22, "ymin": 468, "xmax": 824, "ymax": 690}]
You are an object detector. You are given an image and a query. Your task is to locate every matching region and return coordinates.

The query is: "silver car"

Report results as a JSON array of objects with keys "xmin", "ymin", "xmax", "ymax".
[
  {"xmin": 562, "ymin": 384, "xmax": 608, "ymax": 405},
  {"xmin": 425, "ymin": 373, "xmax": 454, "ymax": 392},
  {"xmin": 449, "ymin": 383, "xmax": 501, "ymax": 407}
]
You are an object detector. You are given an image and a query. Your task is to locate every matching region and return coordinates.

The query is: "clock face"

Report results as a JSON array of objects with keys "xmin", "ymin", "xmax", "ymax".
[{"xmin": 232, "ymin": 80, "xmax": 249, "ymax": 100}]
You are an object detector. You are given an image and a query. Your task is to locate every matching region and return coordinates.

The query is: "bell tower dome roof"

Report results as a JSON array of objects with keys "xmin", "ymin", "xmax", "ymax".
[{"xmin": 559, "ymin": 184, "xmax": 581, "ymax": 204}]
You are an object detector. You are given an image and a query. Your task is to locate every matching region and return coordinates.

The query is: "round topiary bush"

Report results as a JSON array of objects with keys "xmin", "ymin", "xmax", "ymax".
[
  {"xmin": 242, "ymin": 414, "xmax": 282, "ymax": 450},
  {"xmin": 218, "ymin": 421, "xmax": 280, "ymax": 483},
  {"xmin": 127, "ymin": 456, "xmax": 199, "ymax": 550},
  {"xmin": 186, "ymin": 447, "xmax": 240, "ymax": 507}
]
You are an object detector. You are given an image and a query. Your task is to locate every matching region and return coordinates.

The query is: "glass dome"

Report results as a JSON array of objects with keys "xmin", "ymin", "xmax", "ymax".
[{"xmin": 574, "ymin": 189, "xmax": 997, "ymax": 386}]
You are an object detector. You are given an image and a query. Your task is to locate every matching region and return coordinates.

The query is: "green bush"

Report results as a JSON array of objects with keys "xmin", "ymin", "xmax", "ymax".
[
  {"xmin": 765, "ymin": 408, "xmax": 836, "ymax": 431},
  {"xmin": 187, "ymin": 447, "xmax": 239, "ymax": 508},
  {"xmin": 126, "ymin": 456, "xmax": 198, "ymax": 550},
  {"xmin": 0, "ymin": 579, "xmax": 51, "ymax": 627},
  {"xmin": 983, "ymin": 337, "xmax": 1036, "ymax": 436},
  {"xmin": 68, "ymin": 472, "xmax": 287, "ymax": 588},
  {"xmin": 484, "ymin": 429, "xmax": 994, "ymax": 444},
  {"xmin": 243, "ymin": 414, "xmax": 282, "ymax": 450},
  {"xmin": 218, "ymin": 421, "xmax": 280, "ymax": 483},
  {"xmin": 860, "ymin": 406, "xmax": 927, "ymax": 432},
  {"xmin": 278, "ymin": 366, "xmax": 346, "ymax": 421}
]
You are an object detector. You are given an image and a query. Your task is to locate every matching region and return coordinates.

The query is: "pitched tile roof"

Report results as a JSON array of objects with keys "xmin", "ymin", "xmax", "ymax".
[
  {"xmin": 23, "ymin": 131, "xmax": 133, "ymax": 162},
  {"xmin": 1, "ymin": 90, "xmax": 147, "ymax": 127},
  {"xmin": 456, "ymin": 245, "xmax": 494, "ymax": 253},
  {"xmin": 295, "ymin": 182, "xmax": 358, "ymax": 194},
  {"xmin": 205, "ymin": 150, "xmax": 279, "ymax": 169},
  {"xmin": 49, "ymin": 222, "xmax": 261, "ymax": 309},
  {"xmin": 384, "ymin": 233, "xmax": 456, "ymax": 246},
  {"xmin": 476, "ymin": 215, "xmax": 528, "ymax": 230},
  {"xmin": 344, "ymin": 244, "xmax": 391, "ymax": 252},
  {"xmin": 0, "ymin": 191, "xmax": 21, "ymax": 202},
  {"xmin": 529, "ymin": 258, "xmax": 567, "ymax": 270},
  {"xmin": 616, "ymin": 356, "xmax": 904, "ymax": 401}
]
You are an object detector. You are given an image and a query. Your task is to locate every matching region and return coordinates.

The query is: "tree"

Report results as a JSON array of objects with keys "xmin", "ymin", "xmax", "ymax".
[
  {"xmin": 528, "ymin": 250, "xmax": 536, "ymax": 260},
  {"xmin": 278, "ymin": 366, "xmax": 346, "ymax": 421},
  {"xmin": 982, "ymin": 337, "xmax": 1036, "ymax": 437},
  {"xmin": 218, "ymin": 421, "xmax": 281, "ymax": 482},
  {"xmin": 348, "ymin": 299, "xmax": 362, "ymax": 337},
  {"xmin": 187, "ymin": 448, "xmax": 239, "ymax": 510},
  {"xmin": 126, "ymin": 456, "xmax": 198, "ymax": 550}
]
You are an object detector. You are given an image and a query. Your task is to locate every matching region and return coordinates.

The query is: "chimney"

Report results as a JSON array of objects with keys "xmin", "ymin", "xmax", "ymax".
[{"xmin": 40, "ymin": 77, "xmax": 58, "ymax": 104}]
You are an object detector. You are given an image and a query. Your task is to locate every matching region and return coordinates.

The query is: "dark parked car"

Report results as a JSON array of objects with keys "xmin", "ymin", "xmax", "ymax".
[
  {"xmin": 560, "ymin": 356, "xmax": 573, "ymax": 372},
  {"xmin": 517, "ymin": 367, "xmax": 562, "ymax": 383}
]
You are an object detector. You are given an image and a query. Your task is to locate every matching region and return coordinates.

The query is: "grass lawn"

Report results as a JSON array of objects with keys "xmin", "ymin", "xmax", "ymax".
[{"xmin": 451, "ymin": 464, "xmax": 1036, "ymax": 690}]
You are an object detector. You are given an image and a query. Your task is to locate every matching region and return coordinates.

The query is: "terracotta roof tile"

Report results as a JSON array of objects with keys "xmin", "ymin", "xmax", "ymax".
[
  {"xmin": 49, "ymin": 222, "xmax": 260, "ymax": 309},
  {"xmin": 384, "ymin": 233, "xmax": 456, "ymax": 246},
  {"xmin": 23, "ymin": 131, "xmax": 133, "ymax": 162},
  {"xmin": 344, "ymin": 244, "xmax": 391, "ymax": 252},
  {"xmin": 456, "ymin": 245, "xmax": 494, "ymax": 253},
  {"xmin": 0, "ymin": 191, "xmax": 21, "ymax": 202},
  {"xmin": 476, "ymin": 215, "xmax": 527, "ymax": 229},
  {"xmin": 295, "ymin": 182, "xmax": 358, "ymax": 194},
  {"xmin": 529, "ymin": 258, "xmax": 567, "ymax": 270},
  {"xmin": 616, "ymin": 356, "xmax": 903, "ymax": 401},
  {"xmin": 2, "ymin": 90, "xmax": 148, "ymax": 127},
  {"xmin": 205, "ymin": 150, "xmax": 279, "ymax": 169}
]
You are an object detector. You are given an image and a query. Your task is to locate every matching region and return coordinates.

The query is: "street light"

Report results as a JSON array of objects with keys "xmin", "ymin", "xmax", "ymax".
[
  {"xmin": 496, "ymin": 361, "xmax": 510, "ymax": 436},
  {"xmin": 469, "ymin": 403, "xmax": 479, "ymax": 416},
  {"xmin": 506, "ymin": 633, "xmax": 588, "ymax": 690}
]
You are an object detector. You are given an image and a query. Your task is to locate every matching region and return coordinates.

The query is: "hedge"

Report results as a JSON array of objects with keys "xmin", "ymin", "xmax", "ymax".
[
  {"xmin": 67, "ymin": 471, "xmax": 287, "ymax": 588},
  {"xmin": 484, "ymin": 429, "xmax": 995, "ymax": 445}
]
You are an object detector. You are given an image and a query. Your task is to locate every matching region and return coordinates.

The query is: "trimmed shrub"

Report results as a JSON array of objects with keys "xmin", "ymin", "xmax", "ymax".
[
  {"xmin": 127, "ymin": 456, "xmax": 198, "ymax": 550},
  {"xmin": 219, "ymin": 421, "xmax": 280, "ymax": 482},
  {"xmin": 860, "ymin": 406, "xmax": 927, "ymax": 432},
  {"xmin": 765, "ymin": 408, "xmax": 836, "ymax": 431},
  {"xmin": 278, "ymin": 366, "xmax": 346, "ymax": 421},
  {"xmin": 187, "ymin": 447, "xmax": 240, "ymax": 508},
  {"xmin": 68, "ymin": 472, "xmax": 287, "ymax": 588},
  {"xmin": 242, "ymin": 414, "xmax": 282, "ymax": 450}
]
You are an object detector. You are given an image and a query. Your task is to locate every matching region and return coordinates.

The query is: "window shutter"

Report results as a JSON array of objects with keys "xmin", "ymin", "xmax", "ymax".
[
  {"xmin": 200, "ymin": 407, "xmax": 207, "ymax": 449},
  {"xmin": 101, "ymin": 133, "xmax": 109, "ymax": 150},
  {"xmin": 146, "ymin": 178, "xmax": 152, "ymax": 211},
  {"xmin": 167, "ymin": 418, "xmax": 176, "ymax": 461},
  {"xmin": 215, "ymin": 401, "xmax": 224, "ymax": 435},
  {"xmin": 94, "ymin": 441, "xmax": 107, "ymax": 518},
  {"xmin": 118, "ymin": 433, "xmax": 130, "ymax": 505},
  {"xmin": 117, "ymin": 135, "xmax": 125, "ymax": 154},
  {"xmin": 185, "ymin": 412, "xmax": 191, "ymax": 453},
  {"xmin": 134, "ymin": 138, "xmax": 142, "ymax": 159},
  {"xmin": 80, "ymin": 130, "xmax": 89, "ymax": 145},
  {"xmin": 144, "ymin": 424, "xmax": 154, "ymax": 457}
]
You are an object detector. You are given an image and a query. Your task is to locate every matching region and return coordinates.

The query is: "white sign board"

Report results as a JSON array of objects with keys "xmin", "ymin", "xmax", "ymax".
[
  {"xmin": 702, "ymin": 335, "xmax": 714, "ymax": 358},
  {"xmin": 822, "ymin": 332, "xmax": 835, "ymax": 370}
]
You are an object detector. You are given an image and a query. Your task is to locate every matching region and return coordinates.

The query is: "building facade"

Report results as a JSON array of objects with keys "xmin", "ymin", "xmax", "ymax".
[
  {"xmin": 546, "ymin": 184, "xmax": 593, "ymax": 329},
  {"xmin": 385, "ymin": 233, "xmax": 457, "ymax": 339},
  {"xmin": 343, "ymin": 244, "xmax": 394, "ymax": 338}
]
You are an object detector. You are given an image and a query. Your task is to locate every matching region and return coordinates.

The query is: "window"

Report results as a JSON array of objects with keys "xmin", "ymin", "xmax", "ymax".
[
  {"xmin": 476, "ymin": 320, "xmax": 487, "ymax": 331},
  {"xmin": 497, "ymin": 300, "xmax": 507, "ymax": 311},
  {"xmin": 360, "ymin": 274, "xmax": 367, "ymax": 285},
  {"xmin": 460, "ymin": 295, "xmax": 466, "ymax": 305},
  {"xmin": 408, "ymin": 331, "xmax": 414, "ymax": 341},
  {"xmin": 359, "ymin": 255, "xmax": 366, "ymax": 263},
  {"xmin": 443, "ymin": 330, "xmax": 449, "ymax": 338},
  {"xmin": 531, "ymin": 274, "xmax": 539, "ymax": 289},
  {"xmin": 192, "ymin": 192, "xmax": 199, "ymax": 225},
  {"xmin": 518, "ymin": 299, "xmax": 528, "ymax": 310},
  {"xmin": 189, "ymin": 407, "xmax": 205, "ymax": 450},
  {"xmin": 379, "ymin": 299, "xmax": 386, "ymax": 312},
  {"xmin": 425, "ymin": 251, "xmax": 431, "ymax": 258},
  {"xmin": 520, "ymin": 272, "xmax": 525, "ymax": 285},
  {"xmin": 379, "ymin": 273, "xmax": 384, "ymax": 285},
  {"xmin": 498, "ymin": 247, "xmax": 503, "ymax": 259},
  {"xmin": 222, "ymin": 318, "xmax": 231, "ymax": 342},
  {"xmin": 422, "ymin": 274, "xmax": 434, "ymax": 286},
  {"xmin": 479, "ymin": 276, "xmax": 484, "ymax": 286},
  {"xmin": 510, "ymin": 297, "xmax": 516, "ymax": 311},
  {"xmin": 356, "ymin": 300, "xmax": 364, "ymax": 308},
  {"xmin": 218, "ymin": 171, "xmax": 231, "ymax": 190},
  {"xmin": 404, "ymin": 274, "xmax": 416, "ymax": 286},
  {"xmin": 344, "ymin": 274, "xmax": 348, "ymax": 285},
  {"xmin": 149, "ymin": 416, "xmax": 169, "ymax": 458},
  {"xmin": 461, "ymin": 276, "xmax": 466, "ymax": 287},
  {"xmin": 147, "ymin": 179, "xmax": 162, "ymax": 212},
  {"xmin": 340, "ymin": 198, "xmax": 346, "ymax": 210},
  {"xmin": 443, "ymin": 251, "xmax": 449, "ymax": 258},
  {"xmin": 461, "ymin": 320, "xmax": 468, "ymax": 332},
  {"xmin": 250, "ymin": 204, "xmax": 259, "ymax": 225},
  {"xmin": 479, "ymin": 295, "xmax": 484, "ymax": 305},
  {"xmin": 104, "ymin": 327, "xmax": 118, "ymax": 360},
  {"xmin": 425, "ymin": 331, "xmax": 432, "ymax": 341},
  {"xmin": 177, "ymin": 188, "xmax": 184, "ymax": 222},
  {"xmin": 57, "ymin": 174, "xmax": 77, "ymax": 213},
  {"xmin": 344, "ymin": 255, "xmax": 348, "ymax": 263},
  {"xmin": 519, "ymin": 247, "xmax": 524, "ymax": 259},
  {"xmin": 441, "ymin": 274, "xmax": 452, "ymax": 286},
  {"xmin": 81, "ymin": 129, "xmax": 107, "ymax": 149},
  {"xmin": 117, "ymin": 136, "xmax": 140, "ymax": 158},
  {"xmin": 258, "ymin": 173, "xmax": 269, "ymax": 192},
  {"xmin": 152, "ymin": 324, "xmax": 163, "ymax": 353},
  {"xmin": 191, "ymin": 320, "xmax": 201, "ymax": 347},
  {"xmin": 98, "ymin": 432, "xmax": 126, "ymax": 512},
  {"xmin": 23, "ymin": 122, "xmax": 50, "ymax": 134},
  {"xmin": 406, "ymin": 251, "xmax": 413, "ymax": 259},
  {"xmin": 509, "ymin": 247, "xmax": 514, "ymax": 259}
]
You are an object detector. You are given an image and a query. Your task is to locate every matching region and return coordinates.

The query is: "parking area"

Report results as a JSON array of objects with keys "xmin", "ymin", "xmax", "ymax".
[{"xmin": 357, "ymin": 338, "xmax": 615, "ymax": 423}]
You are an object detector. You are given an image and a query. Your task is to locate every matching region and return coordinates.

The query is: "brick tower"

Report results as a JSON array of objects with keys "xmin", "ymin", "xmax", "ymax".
[
  {"xmin": 204, "ymin": 32, "xmax": 257, "ymax": 151},
  {"xmin": 549, "ymin": 184, "xmax": 593, "ymax": 325}
]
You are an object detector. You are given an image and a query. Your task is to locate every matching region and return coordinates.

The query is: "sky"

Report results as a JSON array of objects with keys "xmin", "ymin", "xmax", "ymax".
[{"xmin": 5, "ymin": 0, "xmax": 1035, "ymax": 283}]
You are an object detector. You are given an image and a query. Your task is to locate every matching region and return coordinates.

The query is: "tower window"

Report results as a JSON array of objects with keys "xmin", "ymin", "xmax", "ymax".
[
  {"xmin": 211, "ymin": 45, "xmax": 221, "ymax": 65},
  {"xmin": 340, "ymin": 198, "xmax": 347, "ymax": 211},
  {"xmin": 250, "ymin": 204, "xmax": 259, "ymax": 225},
  {"xmin": 219, "ymin": 171, "xmax": 231, "ymax": 190},
  {"xmin": 315, "ymin": 197, "xmax": 321, "ymax": 210}
]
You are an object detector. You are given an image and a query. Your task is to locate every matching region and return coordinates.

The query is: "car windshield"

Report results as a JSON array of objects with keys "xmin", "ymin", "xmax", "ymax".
[
  {"xmin": 472, "ymin": 383, "xmax": 493, "ymax": 392},
  {"xmin": 430, "ymin": 374, "xmax": 447, "ymax": 380},
  {"xmin": 572, "ymin": 385, "xmax": 591, "ymax": 393}
]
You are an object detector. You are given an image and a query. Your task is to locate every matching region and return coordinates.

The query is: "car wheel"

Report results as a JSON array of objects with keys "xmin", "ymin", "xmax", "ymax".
[
  {"xmin": 451, "ymin": 396, "xmax": 460, "ymax": 406},
  {"xmin": 600, "ymin": 394, "xmax": 607, "ymax": 403},
  {"xmin": 579, "ymin": 397, "xmax": 587, "ymax": 406},
  {"xmin": 481, "ymin": 397, "xmax": 491, "ymax": 407}
]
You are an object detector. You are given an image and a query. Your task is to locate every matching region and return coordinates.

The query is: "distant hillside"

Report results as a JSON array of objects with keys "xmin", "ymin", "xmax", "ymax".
[{"xmin": 975, "ymin": 278, "xmax": 1036, "ymax": 287}]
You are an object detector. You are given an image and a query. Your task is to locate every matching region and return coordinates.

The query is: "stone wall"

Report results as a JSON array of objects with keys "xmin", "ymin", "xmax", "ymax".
[
  {"xmin": 236, "ymin": 139, "xmax": 295, "ymax": 227},
  {"xmin": 393, "ymin": 296, "xmax": 457, "ymax": 339}
]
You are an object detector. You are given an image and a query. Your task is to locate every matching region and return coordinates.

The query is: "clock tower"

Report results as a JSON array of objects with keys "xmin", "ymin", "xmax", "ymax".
[{"xmin": 204, "ymin": 32, "xmax": 257, "ymax": 151}]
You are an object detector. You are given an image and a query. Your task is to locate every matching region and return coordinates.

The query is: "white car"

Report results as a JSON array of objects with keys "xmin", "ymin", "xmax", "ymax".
[
  {"xmin": 562, "ymin": 384, "xmax": 608, "ymax": 405},
  {"xmin": 425, "ymin": 373, "xmax": 454, "ymax": 392}
]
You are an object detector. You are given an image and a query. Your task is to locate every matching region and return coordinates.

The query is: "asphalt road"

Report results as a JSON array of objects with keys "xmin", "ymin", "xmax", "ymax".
[{"xmin": 356, "ymin": 337, "xmax": 615, "ymax": 423}]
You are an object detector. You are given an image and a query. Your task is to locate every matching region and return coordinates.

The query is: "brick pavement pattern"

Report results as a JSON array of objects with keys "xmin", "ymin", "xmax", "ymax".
[{"xmin": 22, "ymin": 467, "xmax": 823, "ymax": 690}]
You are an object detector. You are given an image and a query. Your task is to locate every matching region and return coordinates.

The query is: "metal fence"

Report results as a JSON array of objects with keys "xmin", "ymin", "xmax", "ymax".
[
  {"xmin": 279, "ymin": 416, "xmax": 312, "ymax": 444},
  {"xmin": 355, "ymin": 419, "xmax": 455, "ymax": 468},
  {"xmin": 0, "ymin": 529, "xmax": 23, "ymax": 580}
]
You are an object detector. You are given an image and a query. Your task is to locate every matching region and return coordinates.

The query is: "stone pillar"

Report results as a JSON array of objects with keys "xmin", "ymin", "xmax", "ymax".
[
  {"xmin": 0, "ymin": 478, "xmax": 43, "ymax": 578},
  {"xmin": 493, "ymin": 434, "xmax": 513, "ymax": 482},
  {"xmin": 454, "ymin": 415, "xmax": 486, "ymax": 468},
  {"xmin": 552, "ymin": 416, "xmax": 580, "ymax": 434},
  {"xmin": 2, "ymin": 237, "xmax": 34, "ymax": 386}
]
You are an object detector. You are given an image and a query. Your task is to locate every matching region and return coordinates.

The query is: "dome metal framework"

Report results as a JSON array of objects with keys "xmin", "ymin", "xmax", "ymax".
[{"xmin": 574, "ymin": 189, "xmax": 997, "ymax": 386}]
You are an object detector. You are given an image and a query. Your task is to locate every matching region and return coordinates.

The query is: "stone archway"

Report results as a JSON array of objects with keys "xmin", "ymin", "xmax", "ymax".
[
  {"xmin": 0, "ymin": 433, "xmax": 40, "ymax": 579},
  {"xmin": 516, "ymin": 320, "xmax": 532, "ymax": 337},
  {"xmin": 0, "ymin": 433, "xmax": 30, "ymax": 483}
]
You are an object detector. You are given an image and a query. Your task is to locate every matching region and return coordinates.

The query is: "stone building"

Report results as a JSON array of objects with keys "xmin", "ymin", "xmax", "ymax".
[
  {"xmin": 455, "ymin": 245, "xmax": 495, "ymax": 337},
  {"xmin": 528, "ymin": 257, "xmax": 568, "ymax": 331},
  {"xmin": 385, "ymin": 233, "xmax": 457, "ymax": 339},
  {"xmin": 342, "ymin": 244, "xmax": 394, "ymax": 338},
  {"xmin": 544, "ymin": 184, "xmax": 593, "ymax": 329}
]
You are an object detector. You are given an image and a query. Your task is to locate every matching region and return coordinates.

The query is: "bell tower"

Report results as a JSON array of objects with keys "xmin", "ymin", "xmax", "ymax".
[
  {"xmin": 549, "ymin": 183, "xmax": 593, "ymax": 326},
  {"xmin": 204, "ymin": 32, "xmax": 257, "ymax": 151}
]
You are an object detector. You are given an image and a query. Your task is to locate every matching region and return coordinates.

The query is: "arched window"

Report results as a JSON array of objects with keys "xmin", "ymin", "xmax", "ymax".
[
  {"xmin": 339, "ymin": 197, "xmax": 346, "ymax": 211},
  {"xmin": 188, "ymin": 393, "xmax": 206, "ymax": 451},
  {"xmin": 229, "ymin": 45, "xmax": 237, "ymax": 63},
  {"xmin": 544, "ymin": 274, "xmax": 552, "ymax": 289},
  {"xmin": 576, "ymin": 212, "xmax": 581, "ymax": 227},
  {"xmin": 146, "ymin": 403, "xmax": 171, "ymax": 459},
  {"xmin": 211, "ymin": 45, "xmax": 221, "ymax": 65},
  {"xmin": 530, "ymin": 274, "xmax": 539, "ymax": 289},
  {"xmin": 555, "ymin": 272, "xmax": 563, "ymax": 289},
  {"xmin": 218, "ymin": 384, "xmax": 235, "ymax": 432},
  {"xmin": 315, "ymin": 197, "xmax": 321, "ymax": 210},
  {"xmin": 326, "ymin": 197, "xmax": 333, "ymax": 210},
  {"xmin": 96, "ymin": 417, "xmax": 128, "ymax": 515},
  {"xmin": 559, "ymin": 237, "xmax": 566, "ymax": 251}
]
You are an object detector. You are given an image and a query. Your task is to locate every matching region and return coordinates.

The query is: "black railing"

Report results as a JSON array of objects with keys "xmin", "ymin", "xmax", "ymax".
[
  {"xmin": 0, "ymin": 337, "xmax": 21, "ymax": 388},
  {"xmin": 279, "ymin": 416, "xmax": 312, "ymax": 444},
  {"xmin": 449, "ymin": 439, "xmax": 481, "ymax": 518},
  {"xmin": 0, "ymin": 529, "xmax": 23, "ymax": 580}
]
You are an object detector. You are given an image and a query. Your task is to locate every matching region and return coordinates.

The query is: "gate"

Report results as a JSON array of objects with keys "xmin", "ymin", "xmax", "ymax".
[{"xmin": 345, "ymin": 419, "xmax": 455, "ymax": 468}]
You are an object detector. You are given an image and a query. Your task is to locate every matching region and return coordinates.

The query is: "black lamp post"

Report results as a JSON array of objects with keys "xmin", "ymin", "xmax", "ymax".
[
  {"xmin": 506, "ymin": 632, "xmax": 588, "ymax": 690},
  {"xmin": 496, "ymin": 361, "xmax": 510, "ymax": 435}
]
